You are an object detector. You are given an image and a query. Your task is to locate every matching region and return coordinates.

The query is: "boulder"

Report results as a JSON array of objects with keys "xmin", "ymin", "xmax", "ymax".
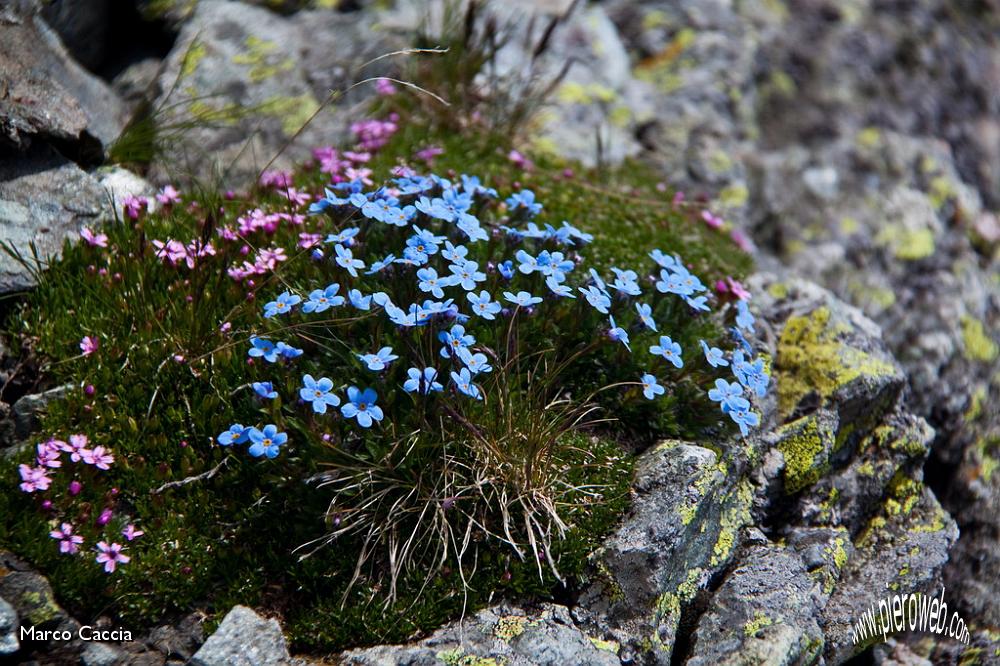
[
  {"xmin": 0, "ymin": 596, "xmax": 18, "ymax": 656},
  {"xmin": 191, "ymin": 606, "xmax": 290, "ymax": 666}
]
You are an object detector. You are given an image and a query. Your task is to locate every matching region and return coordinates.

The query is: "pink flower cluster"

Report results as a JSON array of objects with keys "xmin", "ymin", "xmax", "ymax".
[
  {"xmin": 227, "ymin": 246, "xmax": 288, "ymax": 282},
  {"xmin": 151, "ymin": 238, "xmax": 217, "ymax": 269},
  {"xmin": 715, "ymin": 276, "xmax": 751, "ymax": 301},
  {"xmin": 122, "ymin": 195, "xmax": 148, "ymax": 220},
  {"xmin": 19, "ymin": 435, "xmax": 115, "ymax": 494},
  {"xmin": 350, "ymin": 115, "xmax": 399, "ymax": 152},
  {"xmin": 80, "ymin": 227, "xmax": 109, "ymax": 248},
  {"xmin": 312, "ymin": 146, "xmax": 374, "ymax": 184}
]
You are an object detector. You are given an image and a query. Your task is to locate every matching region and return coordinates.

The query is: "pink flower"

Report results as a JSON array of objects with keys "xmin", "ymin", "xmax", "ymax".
[
  {"xmin": 82, "ymin": 445, "xmax": 114, "ymax": 470},
  {"xmin": 122, "ymin": 195, "xmax": 148, "ymax": 220},
  {"xmin": 256, "ymin": 247, "xmax": 287, "ymax": 271},
  {"xmin": 50, "ymin": 523, "xmax": 84, "ymax": 554},
  {"xmin": 344, "ymin": 167, "xmax": 373, "ymax": 185},
  {"xmin": 155, "ymin": 185, "xmax": 181, "ymax": 206},
  {"xmin": 18, "ymin": 464, "xmax": 52, "ymax": 493},
  {"xmin": 298, "ymin": 233, "xmax": 322, "ymax": 249},
  {"xmin": 36, "ymin": 442, "xmax": 62, "ymax": 469},
  {"xmin": 672, "ymin": 191, "xmax": 685, "ymax": 207},
  {"xmin": 66, "ymin": 434, "xmax": 89, "ymax": 462},
  {"xmin": 97, "ymin": 507, "xmax": 113, "ymax": 526},
  {"xmin": 277, "ymin": 187, "xmax": 311, "ymax": 207},
  {"xmin": 701, "ymin": 210, "xmax": 724, "ymax": 229},
  {"xmin": 80, "ymin": 336, "xmax": 99, "ymax": 356},
  {"xmin": 122, "ymin": 525, "xmax": 144, "ymax": 541},
  {"xmin": 80, "ymin": 227, "xmax": 109, "ymax": 248},
  {"xmin": 95, "ymin": 541, "xmax": 130, "ymax": 573},
  {"xmin": 152, "ymin": 239, "xmax": 189, "ymax": 267},
  {"xmin": 350, "ymin": 118, "xmax": 398, "ymax": 151},
  {"xmin": 259, "ymin": 170, "xmax": 293, "ymax": 189},
  {"xmin": 375, "ymin": 78, "xmax": 397, "ymax": 95},
  {"xmin": 415, "ymin": 145, "xmax": 444, "ymax": 165},
  {"xmin": 343, "ymin": 150, "xmax": 371, "ymax": 164},
  {"xmin": 508, "ymin": 150, "xmax": 534, "ymax": 171},
  {"xmin": 730, "ymin": 228, "xmax": 754, "ymax": 253}
]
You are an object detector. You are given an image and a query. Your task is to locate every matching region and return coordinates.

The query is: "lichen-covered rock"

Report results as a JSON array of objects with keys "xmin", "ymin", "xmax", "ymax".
[
  {"xmin": 191, "ymin": 605, "xmax": 290, "ymax": 666},
  {"xmin": 0, "ymin": 596, "xmax": 18, "ymax": 656},
  {"xmin": 151, "ymin": 0, "xmax": 402, "ymax": 187},
  {"xmin": 0, "ymin": 550, "xmax": 78, "ymax": 638},
  {"xmin": 686, "ymin": 545, "xmax": 825, "ymax": 666},
  {"xmin": 0, "ymin": 146, "xmax": 110, "ymax": 294},
  {"xmin": 341, "ymin": 603, "xmax": 619, "ymax": 666}
]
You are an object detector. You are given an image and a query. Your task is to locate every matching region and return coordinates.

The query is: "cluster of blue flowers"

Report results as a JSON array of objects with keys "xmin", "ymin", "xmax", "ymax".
[{"xmin": 219, "ymin": 171, "xmax": 770, "ymax": 455}]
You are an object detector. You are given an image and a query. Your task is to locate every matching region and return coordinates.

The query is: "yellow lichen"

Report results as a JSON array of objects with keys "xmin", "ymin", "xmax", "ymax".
[
  {"xmin": 875, "ymin": 225, "xmax": 936, "ymax": 260},
  {"xmin": 589, "ymin": 637, "xmax": 619, "ymax": 653},
  {"xmin": 494, "ymin": 616, "xmax": 528, "ymax": 642},
  {"xmin": 232, "ymin": 36, "xmax": 294, "ymax": 83},
  {"xmin": 744, "ymin": 611, "xmax": 775, "ymax": 637},
  {"xmin": 718, "ymin": 183, "xmax": 749, "ymax": 208},
  {"xmin": 775, "ymin": 306, "xmax": 896, "ymax": 417},
  {"xmin": 180, "ymin": 40, "xmax": 207, "ymax": 79},
  {"xmin": 259, "ymin": 95, "xmax": 321, "ymax": 136},
  {"xmin": 961, "ymin": 316, "xmax": 999, "ymax": 362},
  {"xmin": 856, "ymin": 127, "xmax": 881, "ymax": 149},
  {"xmin": 776, "ymin": 415, "xmax": 831, "ymax": 493}
]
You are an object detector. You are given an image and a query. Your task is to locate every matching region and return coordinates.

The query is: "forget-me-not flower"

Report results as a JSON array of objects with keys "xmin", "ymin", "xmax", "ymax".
[
  {"xmin": 503, "ymin": 291, "xmax": 543, "ymax": 307},
  {"xmin": 302, "ymin": 284, "xmax": 345, "ymax": 313},
  {"xmin": 640, "ymin": 374, "xmax": 665, "ymax": 400},
  {"xmin": 403, "ymin": 367, "xmax": 443, "ymax": 394},
  {"xmin": 580, "ymin": 286, "xmax": 611, "ymax": 314},
  {"xmin": 636, "ymin": 303, "xmax": 657, "ymax": 331},
  {"xmin": 218, "ymin": 424, "xmax": 249, "ymax": 446},
  {"xmin": 451, "ymin": 368, "xmax": 482, "ymax": 400},
  {"xmin": 247, "ymin": 424, "xmax": 288, "ymax": 458},
  {"xmin": 468, "ymin": 291, "xmax": 501, "ymax": 319},
  {"xmin": 334, "ymin": 244, "xmax": 365, "ymax": 277},
  {"xmin": 699, "ymin": 340, "xmax": 729, "ymax": 368},
  {"xmin": 650, "ymin": 335, "xmax": 683, "ymax": 368},
  {"xmin": 349, "ymin": 289, "xmax": 372, "ymax": 310},
  {"xmin": 439, "ymin": 324, "xmax": 475, "ymax": 358},
  {"xmin": 300, "ymin": 375, "xmax": 341, "ymax": 414},
  {"xmin": 253, "ymin": 382, "xmax": 278, "ymax": 399},
  {"xmin": 459, "ymin": 348, "xmax": 492, "ymax": 374},
  {"xmin": 264, "ymin": 291, "xmax": 301, "ymax": 318},
  {"xmin": 358, "ymin": 346, "xmax": 398, "ymax": 371},
  {"xmin": 341, "ymin": 387, "xmax": 384, "ymax": 427},
  {"xmin": 608, "ymin": 316, "xmax": 631, "ymax": 351}
]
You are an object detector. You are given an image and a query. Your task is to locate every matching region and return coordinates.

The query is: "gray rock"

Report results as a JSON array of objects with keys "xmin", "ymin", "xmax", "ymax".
[
  {"xmin": 11, "ymin": 384, "xmax": 74, "ymax": 442},
  {"xmin": 0, "ymin": 145, "xmax": 110, "ymax": 294},
  {"xmin": 0, "ymin": 597, "xmax": 18, "ymax": 656},
  {"xmin": 191, "ymin": 606, "xmax": 290, "ymax": 666},
  {"xmin": 0, "ymin": 7, "xmax": 126, "ymax": 156},
  {"xmin": 0, "ymin": 550, "xmax": 78, "ymax": 637},
  {"xmin": 96, "ymin": 167, "xmax": 158, "ymax": 217},
  {"xmin": 342, "ymin": 603, "xmax": 619, "ymax": 666},
  {"xmin": 151, "ymin": 0, "xmax": 402, "ymax": 188},
  {"xmin": 40, "ymin": 0, "xmax": 111, "ymax": 71},
  {"xmin": 82, "ymin": 642, "xmax": 128, "ymax": 666},
  {"xmin": 686, "ymin": 544, "xmax": 825, "ymax": 666}
]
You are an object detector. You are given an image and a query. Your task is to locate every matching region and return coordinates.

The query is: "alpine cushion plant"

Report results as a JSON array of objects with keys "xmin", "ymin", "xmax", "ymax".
[
  {"xmin": 0, "ymin": 111, "xmax": 756, "ymax": 650},
  {"xmin": 219, "ymin": 169, "xmax": 770, "ymax": 595}
]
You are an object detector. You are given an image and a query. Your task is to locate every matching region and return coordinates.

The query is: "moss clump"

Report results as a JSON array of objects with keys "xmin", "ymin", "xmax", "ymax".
[
  {"xmin": 494, "ymin": 616, "xmax": 529, "ymax": 642},
  {"xmin": 961, "ymin": 315, "xmax": 999, "ymax": 363},
  {"xmin": 775, "ymin": 306, "xmax": 896, "ymax": 417},
  {"xmin": 743, "ymin": 611, "xmax": 775, "ymax": 638}
]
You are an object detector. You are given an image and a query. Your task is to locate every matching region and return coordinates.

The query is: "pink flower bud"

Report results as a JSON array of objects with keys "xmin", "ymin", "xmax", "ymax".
[{"xmin": 69, "ymin": 480, "xmax": 83, "ymax": 496}]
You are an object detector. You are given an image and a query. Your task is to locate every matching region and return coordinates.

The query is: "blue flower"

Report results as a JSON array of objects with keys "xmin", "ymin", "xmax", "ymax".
[
  {"xmin": 729, "ymin": 406, "xmax": 760, "ymax": 436},
  {"xmin": 382, "ymin": 206, "xmax": 409, "ymax": 227},
  {"xmin": 498, "ymin": 260, "xmax": 515, "ymax": 280},
  {"xmin": 732, "ymin": 351, "xmax": 769, "ymax": 398},
  {"xmin": 730, "ymin": 327, "xmax": 754, "ymax": 355},
  {"xmin": 650, "ymin": 335, "xmax": 683, "ymax": 368},
  {"xmin": 358, "ymin": 346, "xmax": 399, "ymax": 371},
  {"xmin": 334, "ymin": 244, "xmax": 365, "ymax": 277},
  {"xmin": 537, "ymin": 251, "xmax": 574, "ymax": 281},
  {"xmin": 655, "ymin": 269, "xmax": 692, "ymax": 296},
  {"xmin": 341, "ymin": 386, "xmax": 384, "ymax": 428},
  {"xmin": 685, "ymin": 295, "xmax": 710, "ymax": 312},
  {"xmin": 349, "ymin": 289, "xmax": 372, "ymax": 310},
  {"xmin": 324, "ymin": 227, "xmax": 360, "ymax": 246},
  {"xmin": 302, "ymin": 284, "xmax": 345, "ymax": 313},
  {"xmin": 635, "ymin": 303, "xmax": 657, "ymax": 331},
  {"xmin": 671, "ymin": 265, "xmax": 707, "ymax": 294},
  {"xmin": 458, "ymin": 348, "xmax": 493, "ymax": 374},
  {"xmin": 218, "ymin": 424, "xmax": 249, "ymax": 446},
  {"xmin": 247, "ymin": 424, "xmax": 288, "ymax": 458},
  {"xmin": 515, "ymin": 250, "xmax": 539, "ymax": 274},
  {"xmin": 299, "ymin": 374, "xmax": 341, "ymax": 414},
  {"xmin": 708, "ymin": 379, "xmax": 749, "ymax": 413},
  {"xmin": 249, "ymin": 337, "xmax": 279, "ymax": 363},
  {"xmin": 546, "ymin": 276, "xmax": 575, "ymax": 298},
  {"xmin": 699, "ymin": 340, "xmax": 729, "ymax": 368},
  {"xmin": 468, "ymin": 291, "xmax": 502, "ymax": 320},
  {"xmin": 505, "ymin": 189, "xmax": 542, "ymax": 216},
  {"xmin": 276, "ymin": 342, "xmax": 303, "ymax": 359},
  {"xmin": 448, "ymin": 261, "xmax": 486, "ymax": 290},
  {"xmin": 610, "ymin": 267, "xmax": 641, "ymax": 296},
  {"xmin": 451, "ymin": 368, "xmax": 482, "ymax": 400},
  {"xmin": 263, "ymin": 291, "xmax": 301, "ymax": 318},
  {"xmin": 366, "ymin": 254, "xmax": 396, "ymax": 274},
  {"xmin": 439, "ymin": 324, "xmax": 475, "ymax": 358},
  {"xmin": 403, "ymin": 367, "xmax": 443, "ymax": 394},
  {"xmin": 649, "ymin": 249, "xmax": 678, "ymax": 269},
  {"xmin": 608, "ymin": 316, "xmax": 631, "ymax": 351},
  {"xmin": 735, "ymin": 300, "xmax": 755, "ymax": 333},
  {"xmin": 417, "ymin": 267, "xmax": 448, "ymax": 298},
  {"xmin": 579, "ymin": 286, "xmax": 611, "ymax": 314},
  {"xmin": 640, "ymin": 374, "xmax": 664, "ymax": 400},
  {"xmin": 503, "ymin": 291, "xmax": 542, "ymax": 307},
  {"xmin": 253, "ymin": 381, "xmax": 278, "ymax": 399},
  {"xmin": 441, "ymin": 241, "xmax": 468, "ymax": 264}
]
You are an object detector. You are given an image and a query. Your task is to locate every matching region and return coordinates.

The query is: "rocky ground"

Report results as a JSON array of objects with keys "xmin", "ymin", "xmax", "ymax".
[{"xmin": 1, "ymin": 0, "xmax": 998, "ymax": 664}]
